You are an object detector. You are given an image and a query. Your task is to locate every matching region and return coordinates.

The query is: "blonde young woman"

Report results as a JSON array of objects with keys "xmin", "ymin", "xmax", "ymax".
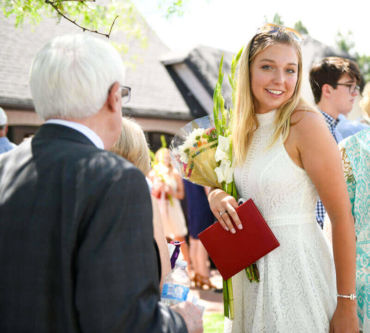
[
  {"xmin": 110, "ymin": 117, "xmax": 171, "ymax": 291},
  {"xmin": 208, "ymin": 25, "xmax": 358, "ymax": 332},
  {"xmin": 359, "ymin": 82, "xmax": 370, "ymax": 124}
]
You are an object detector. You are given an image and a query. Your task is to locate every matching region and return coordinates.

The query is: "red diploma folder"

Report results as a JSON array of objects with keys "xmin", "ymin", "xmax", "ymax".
[{"xmin": 198, "ymin": 199, "xmax": 280, "ymax": 280}]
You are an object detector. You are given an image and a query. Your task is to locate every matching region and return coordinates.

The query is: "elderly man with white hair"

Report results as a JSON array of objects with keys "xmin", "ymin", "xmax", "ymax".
[
  {"xmin": 0, "ymin": 107, "xmax": 16, "ymax": 154},
  {"xmin": 0, "ymin": 34, "xmax": 202, "ymax": 333}
]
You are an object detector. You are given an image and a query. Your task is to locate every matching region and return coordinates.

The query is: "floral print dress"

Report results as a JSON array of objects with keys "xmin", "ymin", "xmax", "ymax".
[{"xmin": 339, "ymin": 128, "xmax": 370, "ymax": 332}]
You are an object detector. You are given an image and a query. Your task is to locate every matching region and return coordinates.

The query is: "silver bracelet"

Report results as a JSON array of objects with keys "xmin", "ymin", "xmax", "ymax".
[{"xmin": 337, "ymin": 294, "xmax": 357, "ymax": 300}]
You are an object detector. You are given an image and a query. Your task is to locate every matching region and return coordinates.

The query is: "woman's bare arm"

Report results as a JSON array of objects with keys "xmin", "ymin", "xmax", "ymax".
[
  {"xmin": 151, "ymin": 195, "xmax": 171, "ymax": 292},
  {"xmin": 289, "ymin": 111, "xmax": 357, "ymax": 332},
  {"xmin": 171, "ymin": 170, "xmax": 185, "ymax": 200}
]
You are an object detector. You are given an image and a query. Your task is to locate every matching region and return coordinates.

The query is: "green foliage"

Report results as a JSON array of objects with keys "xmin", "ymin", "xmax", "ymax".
[
  {"xmin": 1, "ymin": 0, "xmax": 147, "ymax": 50},
  {"xmin": 0, "ymin": 0, "xmax": 195, "ymax": 56},
  {"xmin": 228, "ymin": 46, "xmax": 243, "ymax": 108},
  {"xmin": 356, "ymin": 53, "xmax": 370, "ymax": 83},
  {"xmin": 294, "ymin": 20, "xmax": 308, "ymax": 34},
  {"xmin": 264, "ymin": 13, "xmax": 284, "ymax": 25},
  {"xmin": 158, "ymin": 0, "xmax": 212, "ymax": 18},
  {"xmin": 160, "ymin": 134, "xmax": 167, "ymax": 148},
  {"xmin": 149, "ymin": 149, "xmax": 157, "ymax": 164},
  {"xmin": 335, "ymin": 30, "xmax": 370, "ymax": 83},
  {"xmin": 158, "ymin": 0, "xmax": 189, "ymax": 18},
  {"xmin": 336, "ymin": 30, "xmax": 355, "ymax": 53}
]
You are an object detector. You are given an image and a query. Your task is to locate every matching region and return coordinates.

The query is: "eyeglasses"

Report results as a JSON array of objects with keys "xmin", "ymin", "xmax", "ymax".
[
  {"xmin": 108, "ymin": 84, "xmax": 131, "ymax": 104},
  {"xmin": 336, "ymin": 83, "xmax": 360, "ymax": 94},
  {"xmin": 120, "ymin": 86, "xmax": 131, "ymax": 104},
  {"xmin": 257, "ymin": 23, "xmax": 303, "ymax": 44}
]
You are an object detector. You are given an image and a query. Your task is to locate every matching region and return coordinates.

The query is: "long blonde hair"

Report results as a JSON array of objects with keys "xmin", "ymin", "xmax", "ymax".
[
  {"xmin": 360, "ymin": 82, "xmax": 370, "ymax": 119},
  {"xmin": 110, "ymin": 117, "xmax": 151, "ymax": 175},
  {"xmin": 155, "ymin": 148, "xmax": 173, "ymax": 171},
  {"xmin": 233, "ymin": 30, "xmax": 310, "ymax": 166}
]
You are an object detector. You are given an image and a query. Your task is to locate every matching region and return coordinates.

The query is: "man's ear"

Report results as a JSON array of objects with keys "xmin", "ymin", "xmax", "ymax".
[
  {"xmin": 321, "ymin": 84, "xmax": 332, "ymax": 99},
  {"xmin": 107, "ymin": 82, "xmax": 121, "ymax": 113}
]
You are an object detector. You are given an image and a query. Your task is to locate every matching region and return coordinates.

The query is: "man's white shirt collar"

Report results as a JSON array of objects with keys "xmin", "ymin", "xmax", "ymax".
[{"xmin": 45, "ymin": 119, "xmax": 104, "ymax": 150}]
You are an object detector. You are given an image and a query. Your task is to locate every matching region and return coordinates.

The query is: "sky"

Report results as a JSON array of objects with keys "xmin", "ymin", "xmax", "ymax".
[{"xmin": 134, "ymin": 0, "xmax": 370, "ymax": 56}]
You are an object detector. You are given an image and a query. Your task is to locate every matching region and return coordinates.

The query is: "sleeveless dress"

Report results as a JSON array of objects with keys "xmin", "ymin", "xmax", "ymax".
[
  {"xmin": 224, "ymin": 110, "xmax": 337, "ymax": 333},
  {"xmin": 157, "ymin": 174, "xmax": 188, "ymax": 239}
]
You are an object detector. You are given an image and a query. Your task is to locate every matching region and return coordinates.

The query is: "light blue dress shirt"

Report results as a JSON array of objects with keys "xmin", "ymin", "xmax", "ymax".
[
  {"xmin": 337, "ymin": 114, "xmax": 369, "ymax": 139},
  {"xmin": 0, "ymin": 137, "xmax": 16, "ymax": 155}
]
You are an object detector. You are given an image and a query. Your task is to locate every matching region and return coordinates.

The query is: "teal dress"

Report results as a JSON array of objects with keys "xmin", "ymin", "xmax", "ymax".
[{"xmin": 340, "ymin": 128, "xmax": 370, "ymax": 331}]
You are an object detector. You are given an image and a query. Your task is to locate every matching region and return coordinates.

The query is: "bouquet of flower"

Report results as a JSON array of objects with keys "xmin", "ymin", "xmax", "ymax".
[
  {"xmin": 170, "ymin": 47, "xmax": 259, "ymax": 320},
  {"xmin": 171, "ymin": 116, "xmax": 223, "ymax": 189}
]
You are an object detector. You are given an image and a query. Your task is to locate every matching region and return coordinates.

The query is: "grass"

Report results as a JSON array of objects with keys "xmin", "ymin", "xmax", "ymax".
[{"xmin": 204, "ymin": 313, "xmax": 224, "ymax": 333}]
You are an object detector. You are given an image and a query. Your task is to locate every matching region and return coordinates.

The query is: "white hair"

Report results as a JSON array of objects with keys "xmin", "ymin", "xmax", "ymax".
[{"xmin": 29, "ymin": 34, "xmax": 125, "ymax": 120}]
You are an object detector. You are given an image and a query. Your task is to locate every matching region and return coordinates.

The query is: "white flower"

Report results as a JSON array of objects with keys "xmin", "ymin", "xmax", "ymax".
[
  {"xmin": 214, "ymin": 160, "xmax": 234, "ymax": 184},
  {"xmin": 178, "ymin": 128, "xmax": 205, "ymax": 164},
  {"xmin": 178, "ymin": 144, "xmax": 190, "ymax": 164},
  {"xmin": 215, "ymin": 135, "xmax": 230, "ymax": 162}
]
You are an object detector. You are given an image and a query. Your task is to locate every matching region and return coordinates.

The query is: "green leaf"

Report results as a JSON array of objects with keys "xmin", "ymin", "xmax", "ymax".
[{"xmin": 160, "ymin": 135, "xmax": 167, "ymax": 148}]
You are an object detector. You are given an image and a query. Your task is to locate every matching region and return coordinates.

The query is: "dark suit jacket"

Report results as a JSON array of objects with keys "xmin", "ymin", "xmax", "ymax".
[{"xmin": 0, "ymin": 124, "xmax": 187, "ymax": 333}]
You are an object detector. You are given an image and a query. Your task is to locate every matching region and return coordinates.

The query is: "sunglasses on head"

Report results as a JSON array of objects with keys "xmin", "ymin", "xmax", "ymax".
[{"xmin": 256, "ymin": 23, "xmax": 303, "ymax": 44}]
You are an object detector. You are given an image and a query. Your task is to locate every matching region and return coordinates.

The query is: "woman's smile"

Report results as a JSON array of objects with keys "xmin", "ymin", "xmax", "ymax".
[{"xmin": 265, "ymin": 88, "xmax": 285, "ymax": 97}]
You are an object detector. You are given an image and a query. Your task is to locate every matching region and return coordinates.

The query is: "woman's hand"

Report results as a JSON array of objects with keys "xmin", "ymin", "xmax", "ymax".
[
  {"xmin": 208, "ymin": 188, "xmax": 243, "ymax": 234},
  {"xmin": 330, "ymin": 299, "xmax": 359, "ymax": 333}
]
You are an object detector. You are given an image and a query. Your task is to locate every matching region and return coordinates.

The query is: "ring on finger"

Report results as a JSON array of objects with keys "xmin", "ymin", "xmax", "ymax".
[{"xmin": 219, "ymin": 211, "xmax": 227, "ymax": 216}]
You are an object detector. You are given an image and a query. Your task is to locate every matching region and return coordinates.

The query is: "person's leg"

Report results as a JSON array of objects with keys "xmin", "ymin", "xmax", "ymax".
[
  {"xmin": 175, "ymin": 236, "xmax": 190, "ymax": 268},
  {"xmin": 189, "ymin": 237, "xmax": 198, "ymax": 276},
  {"xmin": 196, "ymin": 240, "xmax": 209, "ymax": 277},
  {"xmin": 192, "ymin": 239, "xmax": 216, "ymax": 289}
]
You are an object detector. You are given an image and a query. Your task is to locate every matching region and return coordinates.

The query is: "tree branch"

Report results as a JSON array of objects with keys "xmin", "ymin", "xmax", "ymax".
[
  {"xmin": 48, "ymin": 0, "xmax": 95, "ymax": 3},
  {"xmin": 47, "ymin": 0, "xmax": 91, "ymax": 9},
  {"xmin": 45, "ymin": 0, "xmax": 118, "ymax": 38},
  {"xmin": 48, "ymin": 0, "xmax": 94, "ymax": 4}
]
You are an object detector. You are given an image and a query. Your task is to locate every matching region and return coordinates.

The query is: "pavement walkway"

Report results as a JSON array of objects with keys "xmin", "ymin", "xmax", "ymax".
[{"xmin": 188, "ymin": 270, "xmax": 224, "ymax": 315}]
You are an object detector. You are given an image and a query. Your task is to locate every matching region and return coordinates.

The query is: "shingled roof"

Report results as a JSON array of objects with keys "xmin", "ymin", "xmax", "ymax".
[
  {"xmin": 0, "ymin": 11, "xmax": 355, "ymax": 121},
  {"xmin": 0, "ymin": 12, "xmax": 192, "ymax": 120},
  {"xmin": 163, "ymin": 45, "xmax": 234, "ymax": 110}
]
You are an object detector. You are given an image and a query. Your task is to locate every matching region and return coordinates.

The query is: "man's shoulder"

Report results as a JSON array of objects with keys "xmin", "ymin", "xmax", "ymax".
[{"xmin": 82, "ymin": 149, "xmax": 146, "ymax": 189}]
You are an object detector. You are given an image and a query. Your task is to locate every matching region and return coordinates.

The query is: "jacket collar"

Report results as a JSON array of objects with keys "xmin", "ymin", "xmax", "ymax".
[{"xmin": 34, "ymin": 123, "xmax": 98, "ymax": 148}]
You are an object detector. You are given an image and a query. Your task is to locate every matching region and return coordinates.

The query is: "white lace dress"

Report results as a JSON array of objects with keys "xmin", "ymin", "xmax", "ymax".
[{"xmin": 224, "ymin": 110, "xmax": 337, "ymax": 333}]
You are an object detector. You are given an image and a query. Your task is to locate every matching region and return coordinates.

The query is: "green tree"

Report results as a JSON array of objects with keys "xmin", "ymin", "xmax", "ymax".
[
  {"xmin": 294, "ymin": 20, "xmax": 308, "ymax": 34},
  {"xmin": 356, "ymin": 54, "xmax": 370, "ymax": 83},
  {"xmin": 272, "ymin": 13, "xmax": 284, "ymax": 25},
  {"xmin": 158, "ymin": 0, "xmax": 188, "ymax": 18},
  {"xmin": 264, "ymin": 13, "xmax": 284, "ymax": 25},
  {"xmin": 0, "ymin": 0, "xmax": 190, "ymax": 40},
  {"xmin": 336, "ymin": 30, "xmax": 355, "ymax": 53},
  {"xmin": 335, "ymin": 30, "xmax": 370, "ymax": 83}
]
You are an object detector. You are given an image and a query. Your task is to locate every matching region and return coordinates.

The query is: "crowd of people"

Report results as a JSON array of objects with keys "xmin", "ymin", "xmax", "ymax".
[{"xmin": 0, "ymin": 23, "xmax": 370, "ymax": 333}]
